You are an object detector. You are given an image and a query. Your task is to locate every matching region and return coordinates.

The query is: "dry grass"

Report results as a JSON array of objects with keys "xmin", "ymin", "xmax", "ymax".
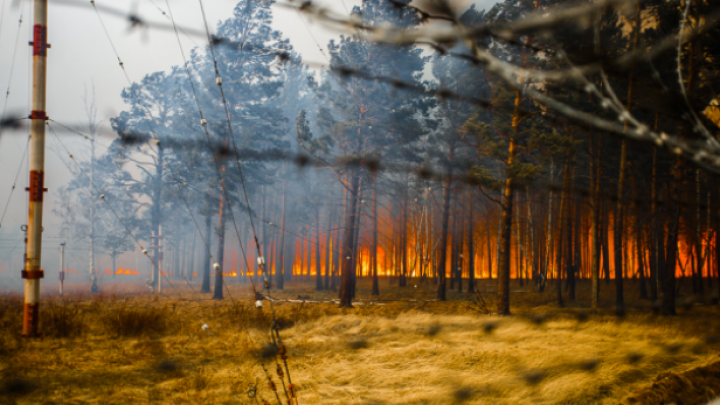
[{"xmin": 0, "ymin": 279, "xmax": 719, "ymax": 404}]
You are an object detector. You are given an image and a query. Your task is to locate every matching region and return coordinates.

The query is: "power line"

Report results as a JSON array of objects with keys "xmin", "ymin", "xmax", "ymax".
[
  {"xmin": 197, "ymin": 0, "xmax": 268, "ymax": 281},
  {"xmin": 48, "ymin": 122, "xmax": 189, "ymax": 300},
  {"xmin": 0, "ymin": 134, "xmax": 29, "ymax": 228},
  {"xmin": 295, "ymin": 9, "xmax": 328, "ymax": 62},
  {"xmin": 89, "ymin": 0, "xmax": 244, "ymax": 303},
  {"xmin": 0, "ymin": 9, "xmax": 24, "ymax": 146},
  {"xmin": 196, "ymin": 3, "xmax": 298, "ymax": 400},
  {"xmin": 163, "ymin": 0, "xmax": 262, "ymax": 297}
]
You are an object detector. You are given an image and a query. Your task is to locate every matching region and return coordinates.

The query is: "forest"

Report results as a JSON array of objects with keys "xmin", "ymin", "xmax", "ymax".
[
  {"xmin": 2, "ymin": 0, "xmax": 720, "ymax": 403},
  {"xmin": 47, "ymin": 0, "xmax": 718, "ymax": 314}
]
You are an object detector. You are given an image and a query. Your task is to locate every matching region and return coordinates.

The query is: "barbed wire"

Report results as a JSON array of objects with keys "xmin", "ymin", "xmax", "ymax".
[{"xmin": 281, "ymin": 0, "xmax": 720, "ymax": 172}]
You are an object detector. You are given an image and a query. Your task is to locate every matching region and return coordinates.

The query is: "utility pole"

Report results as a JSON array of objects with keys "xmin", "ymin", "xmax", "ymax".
[
  {"xmin": 23, "ymin": 0, "xmax": 50, "ymax": 337},
  {"xmin": 59, "ymin": 242, "xmax": 65, "ymax": 296}
]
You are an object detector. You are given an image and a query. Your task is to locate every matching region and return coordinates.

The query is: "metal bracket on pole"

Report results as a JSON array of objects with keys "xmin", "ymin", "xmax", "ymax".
[
  {"xmin": 21, "ymin": 270, "xmax": 44, "ymax": 279},
  {"xmin": 29, "ymin": 24, "xmax": 51, "ymax": 56}
]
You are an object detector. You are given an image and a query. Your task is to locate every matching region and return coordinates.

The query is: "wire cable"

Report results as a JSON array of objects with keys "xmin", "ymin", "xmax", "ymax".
[
  {"xmin": 197, "ymin": 0, "xmax": 267, "ymax": 278},
  {"xmin": 0, "ymin": 9, "xmax": 24, "ymax": 144},
  {"xmin": 0, "ymin": 133, "xmax": 30, "ymax": 228},
  {"xmin": 89, "ymin": 0, "xmax": 240, "ymax": 300},
  {"xmin": 163, "ymin": 0, "xmax": 262, "ymax": 298},
  {"xmin": 48, "ymin": 122, "xmax": 190, "ymax": 299}
]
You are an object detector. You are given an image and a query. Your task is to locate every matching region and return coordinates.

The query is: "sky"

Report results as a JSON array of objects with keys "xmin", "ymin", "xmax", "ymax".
[{"xmin": 0, "ymin": 0, "xmax": 498, "ymax": 278}]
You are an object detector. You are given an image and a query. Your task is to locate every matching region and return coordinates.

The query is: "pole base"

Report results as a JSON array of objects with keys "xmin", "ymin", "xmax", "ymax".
[{"xmin": 22, "ymin": 303, "xmax": 40, "ymax": 337}]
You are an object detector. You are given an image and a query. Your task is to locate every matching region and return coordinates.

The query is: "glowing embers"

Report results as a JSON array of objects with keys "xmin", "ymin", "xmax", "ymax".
[
  {"xmin": 210, "ymin": 271, "xmax": 238, "ymax": 277},
  {"xmin": 102, "ymin": 267, "xmax": 140, "ymax": 275}
]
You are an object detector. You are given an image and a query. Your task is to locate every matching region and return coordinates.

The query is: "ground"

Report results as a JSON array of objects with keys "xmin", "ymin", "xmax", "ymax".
[{"xmin": 1, "ymin": 277, "xmax": 719, "ymax": 405}]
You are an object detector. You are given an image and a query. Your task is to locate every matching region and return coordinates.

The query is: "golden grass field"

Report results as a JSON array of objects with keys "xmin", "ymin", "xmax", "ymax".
[{"xmin": 1, "ymin": 277, "xmax": 720, "ymax": 405}]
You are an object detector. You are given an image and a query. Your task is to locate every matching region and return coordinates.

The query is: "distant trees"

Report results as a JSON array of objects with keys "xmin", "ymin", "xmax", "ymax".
[{"xmin": 59, "ymin": 0, "xmax": 720, "ymax": 318}]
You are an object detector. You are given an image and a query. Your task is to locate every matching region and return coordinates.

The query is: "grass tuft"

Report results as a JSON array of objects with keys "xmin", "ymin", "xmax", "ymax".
[
  {"xmin": 102, "ymin": 304, "xmax": 168, "ymax": 337},
  {"xmin": 42, "ymin": 300, "xmax": 85, "ymax": 338}
]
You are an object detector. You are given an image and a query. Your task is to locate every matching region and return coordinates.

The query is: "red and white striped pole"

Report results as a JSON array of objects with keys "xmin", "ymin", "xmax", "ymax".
[{"xmin": 23, "ymin": 0, "xmax": 50, "ymax": 337}]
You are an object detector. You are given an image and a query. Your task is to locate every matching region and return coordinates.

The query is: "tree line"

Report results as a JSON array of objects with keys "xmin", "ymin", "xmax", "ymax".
[{"xmin": 54, "ymin": 0, "xmax": 720, "ymax": 315}]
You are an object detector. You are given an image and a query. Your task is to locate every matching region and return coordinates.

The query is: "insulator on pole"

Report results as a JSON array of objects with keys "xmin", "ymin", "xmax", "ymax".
[{"xmin": 215, "ymin": 76, "xmax": 223, "ymax": 86}]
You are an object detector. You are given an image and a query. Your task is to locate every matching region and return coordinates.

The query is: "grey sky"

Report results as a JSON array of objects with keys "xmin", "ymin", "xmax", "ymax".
[{"xmin": 0, "ymin": 0, "xmax": 498, "ymax": 275}]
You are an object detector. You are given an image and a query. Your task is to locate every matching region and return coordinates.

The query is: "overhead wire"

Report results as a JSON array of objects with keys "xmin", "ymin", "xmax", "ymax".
[
  {"xmin": 295, "ymin": 8, "xmax": 328, "ymax": 62},
  {"xmin": 89, "ymin": 0, "xmax": 239, "ymax": 302},
  {"xmin": 158, "ymin": 0, "xmax": 255, "ymax": 302},
  {"xmin": 194, "ymin": 0, "xmax": 287, "ymax": 298},
  {"xmin": 49, "ymin": 119, "xmax": 114, "ymax": 150},
  {"xmin": 196, "ymin": 2, "xmax": 298, "ymax": 401},
  {"xmin": 0, "ymin": 0, "xmax": 7, "ymax": 42},
  {"xmin": 48, "ymin": 121, "xmax": 191, "ymax": 300},
  {"xmin": 0, "ymin": 7, "xmax": 24, "ymax": 146},
  {"xmin": 0, "ymin": 133, "xmax": 30, "ymax": 228}
]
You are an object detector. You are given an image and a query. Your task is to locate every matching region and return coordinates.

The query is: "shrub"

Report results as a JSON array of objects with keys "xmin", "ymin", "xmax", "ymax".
[
  {"xmin": 0, "ymin": 298, "xmax": 23, "ymax": 356},
  {"xmin": 43, "ymin": 300, "xmax": 85, "ymax": 338},
  {"xmin": 102, "ymin": 304, "xmax": 168, "ymax": 337}
]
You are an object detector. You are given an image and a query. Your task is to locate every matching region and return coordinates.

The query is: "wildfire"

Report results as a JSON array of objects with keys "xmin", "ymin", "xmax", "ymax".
[
  {"xmin": 106, "ymin": 268, "xmax": 140, "ymax": 275},
  {"xmin": 210, "ymin": 271, "xmax": 238, "ymax": 277}
]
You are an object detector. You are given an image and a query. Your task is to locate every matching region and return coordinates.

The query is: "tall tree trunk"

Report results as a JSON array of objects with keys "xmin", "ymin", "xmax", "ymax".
[
  {"xmin": 277, "ymin": 170, "xmax": 288, "ymax": 289},
  {"xmin": 400, "ymin": 187, "xmax": 408, "ymax": 287},
  {"xmin": 613, "ymin": 2, "xmax": 641, "ymax": 314},
  {"xmin": 261, "ymin": 186, "xmax": 268, "ymax": 287},
  {"xmin": 615, "ymin": 141, "xmax": 628, "ymax": 315},
  {"xmin": 525, "ymin": 186, "xmax": 537, "ymax": 287},
  {"xmin": 188, "ymin": 227, "xmax": 196, "ymax": 281},
  {"xmin": 316, "ymin": 208, "xmax": 323, "ymax": 290},
  {"xmin": 663, "ymin": 204, "xmax": 680, "ymax": 316},
  {"xmin": 555, "ymin": 145, "xmax": 572, "ymax": 308},
  {"xmin": 350, "ymin": 177, "xmax": 363, "ymax": 299},
  {"xmin": 436, "ymin": 157, "xmax": 453, "ymax": 301},
  {"xmin": 486, "ymin": 215, "xmax": 493, "ymax": 280},
  {"xmin": 325, "ymin": 210, "xmax": 333, "ymax": 290},
  {"xmin": 602, "ymin": 189, "xmax": 611, "ymax": 285},
  {"xmin": 332, "ymin": 219, "xmax": 340, "ymax": 290},
  {"xmin": 179, "ymin": 234, "xmax": 186, "ymax": 279},
  {"xmin": 498, "ymin": 138, "xmax": 516, "ymax": 315},
  {"xmin": 89, "ymin": 132, "xmax": 99, "ymax": 293},
  {"xmin": 633, "ymin": 171, "xmax": 647, "ymax": 299},
  {"xmin": 213, "ymin": 194, "xmax": 225, "ymax": 300},
  {"xmin": 372, "ymin": 175, "xmax": 379, "ymax": 295},
  {"xmin": 457, "ymin": 198, "xmax": 465, "ymax": 293},
  {"xmin": 572, "ymin": 178, "xmax": 582, "ymax": 301},
  {"xmin": 201, "ymin": 215, "xmax": 212, "ymax": 293},
  {"xmin": 565, "ymin": 159, "xmax": 577, "ymax": 301},
  {"xmin": 307, "ymin": 229, "xmax": 313, "ymax": 282},
  {"xmin": 662, "ymin": 143, "xmax": 684, "ymax": 316},
  {"xmin": 649, "ymin": 145, "xmax": 659, "ymax": 301},
  {"xmin": 300, "ymin": 231, "xmax": 305, "ymax": 282},
  {"xmin": 541, "ymin": 159, "xmax": 555, "ymax": 292},
  {"xmin": 590, "ymin": 130, "xmax": 600, "ymax": 310},
  {"xmin": 450, "ymin": 202, "xmax": 457, "ymax": 291},
  {"xmin": 468, "ymin": 189, "xmax": 475, "ymax": 293},
  {"xmin": 715, "ymin": 175, "xmax": 720, "ymax": 300},
  {"xmin": 694, "ymin": 169, "xmax": 705, "ymax": 294},
  {"xmin": 340, "ymin": 170, "xmax": 360, "ymax": 307},
  {"xmin": 174, "ymin": 235, "xmax": 181, "ymax": 279}
]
